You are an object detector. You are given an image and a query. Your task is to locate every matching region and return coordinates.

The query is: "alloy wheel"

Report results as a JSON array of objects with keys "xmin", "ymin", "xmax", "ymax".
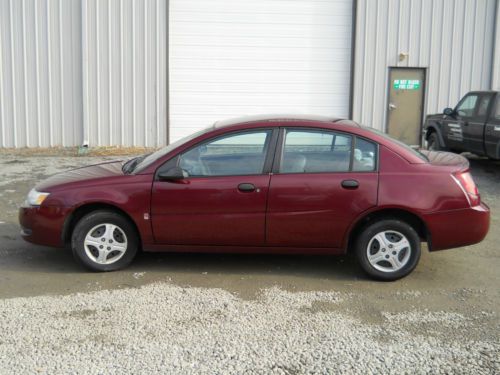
[
  {"xmin": 366, "ymin": 230, "xmax": 411, "ymax": 273},
  {"xmin": 83, "ymin": 223, "xmax": 128, "ymax": 265}
]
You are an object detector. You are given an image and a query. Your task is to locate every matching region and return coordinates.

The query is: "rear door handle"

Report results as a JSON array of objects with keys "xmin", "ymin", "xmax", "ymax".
[
  {"xmin": 341, "ymin": 179, "xmax": 359, "ymax": 189},
  {"xmin": 238, "ymin": 183, "xmax": 256, "ymax": 192}
]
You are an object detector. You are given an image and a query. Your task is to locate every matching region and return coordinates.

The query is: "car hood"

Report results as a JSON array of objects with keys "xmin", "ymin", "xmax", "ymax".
[
  {"xmin": 425, "ymin": 113, "xmax": 445, "ymax": 120},
  {"xmin": 36, "ymin": 160, "xmax": 124, "ymax": 191}
]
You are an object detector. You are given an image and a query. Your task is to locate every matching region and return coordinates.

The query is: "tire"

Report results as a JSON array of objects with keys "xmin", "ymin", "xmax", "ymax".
[
  {"xmin": 354, "ymin": 219, "xmax": 421, "ymax": 281},
  {"xmin": 427, "ymin": 132, "xmax": 440, "ymax": 151},
  {"xmin": 71, "ymin": 210, "xmax": 139, "ymax": 272}
]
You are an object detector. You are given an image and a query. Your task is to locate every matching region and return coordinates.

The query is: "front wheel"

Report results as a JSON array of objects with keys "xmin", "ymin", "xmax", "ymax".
[
  {"xmin": 427, "ymin": 132, "xmax": 440, "ymax": 151},
  {"xmin": 71, "ymin": 210, "xmax": 139, "ymax": 271},
  {"xmin": 354, "ymin": 219, "xmax": 421, "ymax": 281}
]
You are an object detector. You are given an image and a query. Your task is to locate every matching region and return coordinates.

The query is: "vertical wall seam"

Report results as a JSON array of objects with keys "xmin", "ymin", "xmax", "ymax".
[
  {"xmin": 96, "ymin": 0, "xmax": 101, "ymax": 145},
  {"xmin": 479, "ymin": 1, "xmax": 489, "ymax": 86},
  {"xmin": 9, "ymin": 0, "xmax": 18, "ymax": 147},
  {"xmin": 132, "ymin": 0, "xmax": 136, "ymax": 146},
  {"xmin": 82, "ymin": 0, "xmax": 89, "ymax": 145},
  {"xmin": 470, "ymin": 0, "xmax": 477, "ymax": 90},
  {"xmin": 144, "ymin": 0, "xmax": 148, "ymax": 146},
  {"xmin": 22, "ymin": 0, "xmax": 29, "ymax": 147},
  {"xmin": 372, "ymin": 0, "xmax": 379, "ymax": 127},
  {"xmin": 491, "ymin": 0, "xmax": 499, "ymax": 89},
  {"xmin": 156, "ymin": 0, "xmax": 160, "ymax": 147},
  {"xmin": 447, "ymin": 0, "xmax": 456, "ymax": 102},
  {"xmin": 34, "ymin": 0, "xmax": 42, "ymax": 146},
  {"xmin": 119, "ymin": 0, "xmax": 124, "ymax": 145},
  {"xmin": 360, "ymin": 0, "xmax": 368, "ymax": 124},
  {"xmin": 383, "ymin": 0, "xmax": 392, "ymax": 132},
  {"xmin": 459, "ymin": 0, "xmax": 468, "ymax": 95},
  {"xmin": 46, "ymin": 0, "xmax": 54, "ymax": 146},
  {"xmin": 437, "ymin": 0, "xmax": 445, "ymax": 105},
  {"xmin": 58, "ymin": 0, "xmax": 64, "ymax": 146},
  {"xmin": 165, "ymin": 0, "xmax": 169, "ymax": 145},
  {"xmin": 108, "ymin": 0, "xmax": 112, "ymax": 145},
  {"xmin": 0, "ymin": 8, "xmax": 5, "ymax": 147}
]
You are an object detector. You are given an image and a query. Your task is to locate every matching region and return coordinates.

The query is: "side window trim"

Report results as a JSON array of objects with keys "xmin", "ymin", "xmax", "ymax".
[
  {"xmin": 271, "ymin": 127, "xmax": 379, "ymax": 174},
  {"xmin": 495, "ymin": 94, "xmax": 500, "ymax": 120},
  {"xmin": 274, "ymin": 127, "xmax": 378, "ymax": 174},
  {"xmin": 157, "ymin": 128, "xmax": 278, "ymax": 179},
  {"xmin": 477, "ymin": 94, "xmax": 494, "ymax": 119},
  {"xmin": 455, "ymin": 93, "xmax": 479, "ymax": 118}
]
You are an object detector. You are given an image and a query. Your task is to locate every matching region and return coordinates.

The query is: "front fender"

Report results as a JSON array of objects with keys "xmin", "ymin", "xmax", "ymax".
[{"xmin": 425, "ymin": 123, "xmax": 446, "ymax": 148}]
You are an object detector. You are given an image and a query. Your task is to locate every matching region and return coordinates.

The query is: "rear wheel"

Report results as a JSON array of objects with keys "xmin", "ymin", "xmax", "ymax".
[
  {"xmin": 71, "ymin": 210, "xmax": 139, "ymax": 271},
  {"xmin": 427, "ymin": 132, "xmax": 440, "ymax": 151},
  {"xmin": 354, "ymin": 219, "xmax": 421, "ymax": 281}
]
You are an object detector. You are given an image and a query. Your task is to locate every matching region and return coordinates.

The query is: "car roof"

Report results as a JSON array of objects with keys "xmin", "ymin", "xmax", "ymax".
[{"xmin": 214, "ymin": 114, "xmax": 355, "ymax": 128}]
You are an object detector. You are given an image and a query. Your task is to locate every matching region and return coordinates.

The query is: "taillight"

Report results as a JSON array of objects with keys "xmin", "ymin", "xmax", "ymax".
[{"xmin": 453, "ymin": 171, "xmax": 480, "ymax": 206}]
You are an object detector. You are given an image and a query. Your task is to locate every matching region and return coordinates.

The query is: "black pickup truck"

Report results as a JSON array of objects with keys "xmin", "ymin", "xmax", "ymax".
[{"xmin": 423, "ymin": 91, "xmax": 500, "ymax": 159}]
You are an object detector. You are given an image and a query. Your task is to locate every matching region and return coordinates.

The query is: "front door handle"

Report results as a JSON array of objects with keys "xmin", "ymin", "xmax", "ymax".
[
  {"xmin": 238, "ymin": 183, "xmax": 256, "ymax": 192},
  {"xmin": 341, "ymin": 179, "xmax": 359, "ymax": 189}
]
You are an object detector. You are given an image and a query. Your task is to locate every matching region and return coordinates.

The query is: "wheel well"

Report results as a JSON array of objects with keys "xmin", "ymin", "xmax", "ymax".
[
  {"xmin": 425, "ymin": 127, "xmax": 436, "ymax": 140},
  {"xmin": 347, "ymin": 209, "xmax": 430, "ymax": 252},
  {"xmin": 62, "ymin": 203, "xmax": 142, "ymax": 247}
]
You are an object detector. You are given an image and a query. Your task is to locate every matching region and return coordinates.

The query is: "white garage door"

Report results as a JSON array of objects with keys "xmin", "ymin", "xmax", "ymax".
[{"xmin": 169, "ymin": 0, "xmax": 353, "ymax": 142}]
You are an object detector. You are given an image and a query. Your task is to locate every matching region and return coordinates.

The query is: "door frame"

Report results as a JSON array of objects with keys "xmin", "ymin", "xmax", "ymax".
[{"xmin": 385, "ymin": 67, "xmax": 427, "ymax": 146}]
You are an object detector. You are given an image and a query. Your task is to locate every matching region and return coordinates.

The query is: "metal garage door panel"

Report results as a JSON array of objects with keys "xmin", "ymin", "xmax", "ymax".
[{"xmin": 169, "ymin": 0, "xmax": 353, "ymax": 141}]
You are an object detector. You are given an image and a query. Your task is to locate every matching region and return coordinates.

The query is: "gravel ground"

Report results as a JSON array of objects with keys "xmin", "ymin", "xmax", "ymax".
[
  {"xmin": 0, "ymin": 154, "xmax": 499, "ymax": 374},
  {"xmin": 0, "ymin": 283, "xmax": 498, "ymax": 374}
]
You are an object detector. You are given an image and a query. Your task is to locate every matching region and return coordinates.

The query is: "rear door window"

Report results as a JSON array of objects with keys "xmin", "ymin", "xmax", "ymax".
[
  {"xmin": 493, "ymin": 95, "xmax": 500, "ymax": 120},
  {"xmin": 477, "ymin": 95, "xmax": 493, "ymax": 118},
  {"xmin": 353, "ymin": 138, "xmax": 377, "ymax": 171},
  {"xmin": 279, "ymin": 129, "xmax": 352, "ymax": 173}
]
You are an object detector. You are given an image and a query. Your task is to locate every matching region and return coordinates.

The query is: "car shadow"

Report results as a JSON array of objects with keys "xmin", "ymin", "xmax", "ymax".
[{"xmin": 2, "ymin": 237, "xmax": 364, "ymax": 281}]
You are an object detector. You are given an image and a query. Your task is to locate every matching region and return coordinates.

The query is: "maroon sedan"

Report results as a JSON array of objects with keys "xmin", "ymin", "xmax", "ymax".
[{"xmin": 19, "ymin": 115, "xmax": 490, "ymax": 280}]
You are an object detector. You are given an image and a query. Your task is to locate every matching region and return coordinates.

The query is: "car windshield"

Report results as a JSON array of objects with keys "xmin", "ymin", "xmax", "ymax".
[
  {"xmin": 132, "ymin": 126, "xmax": 214, "ymax": 173},
  {"xmin": 361, "ymin": 126, "xmax": 429, "ymax": 162}
]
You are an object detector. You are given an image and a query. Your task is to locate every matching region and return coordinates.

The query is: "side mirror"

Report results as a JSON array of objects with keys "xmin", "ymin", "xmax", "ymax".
[
  {"xmin": 158, "ymin": 167, "xmax": 188, "ymax": 181},
  {"xmin": 443, "ymin": 107, "xmax": 455, "ymax": 116}
]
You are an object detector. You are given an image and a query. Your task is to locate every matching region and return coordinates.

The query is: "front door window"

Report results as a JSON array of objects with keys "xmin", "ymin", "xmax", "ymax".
[
  {"xmin": 456, "ymin": 94, "xmax": 479, "ymax": 117},
  {"xmin": 179, "ymin": 130, "xmax": 272, "ymax": 177}
]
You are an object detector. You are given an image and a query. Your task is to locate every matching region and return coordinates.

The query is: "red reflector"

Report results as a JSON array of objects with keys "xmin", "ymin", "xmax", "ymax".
[{"xmin": 453, "ymin": 171, "xmax": 480, "ymax": 206}]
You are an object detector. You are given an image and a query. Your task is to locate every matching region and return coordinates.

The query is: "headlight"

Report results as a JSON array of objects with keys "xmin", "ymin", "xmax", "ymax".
[{"xmin": 26, "ymin": 189, "xmax": 50, "ymax": 206}]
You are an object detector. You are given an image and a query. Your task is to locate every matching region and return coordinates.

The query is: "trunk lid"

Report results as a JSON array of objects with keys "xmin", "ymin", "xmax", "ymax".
[{"xmin": 419, "ymin": 150, "xmax": 469, "ymax": 171}]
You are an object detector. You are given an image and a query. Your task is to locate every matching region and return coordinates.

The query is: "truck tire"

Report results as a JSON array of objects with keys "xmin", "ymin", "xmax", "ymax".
[{"xmin": 427, "ymin": 132, "xmax": 440, "ymax": 151}]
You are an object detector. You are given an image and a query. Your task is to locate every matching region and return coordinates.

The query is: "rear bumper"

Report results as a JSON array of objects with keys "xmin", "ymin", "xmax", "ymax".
[
  {"xmin": 423, "ymin": 203, "xmax": 490, "ymax": 251},
  {"xmin": 19, "ymin": 205, "xmax": 71, "ymax": 248}
]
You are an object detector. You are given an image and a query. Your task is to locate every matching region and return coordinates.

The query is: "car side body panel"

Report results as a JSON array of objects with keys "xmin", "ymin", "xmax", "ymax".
[
  {"xmin": 19, "ymin": 116, "xmax": 490, "ymax": 258},
  {"xmin": 22, "ymin": 171, "xmax": 156, "ymax": 247},
  {"xmin": 266, "ymin": 172, "xmax": 378, "ymax": 248}
]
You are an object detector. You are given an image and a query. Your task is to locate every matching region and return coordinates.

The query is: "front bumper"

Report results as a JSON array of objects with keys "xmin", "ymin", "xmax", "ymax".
[
  {"xmin": 19, "ymin": 205, "xmax": 71, "ymax": 248},
  {"xmin": 423, "ymin": 203, "xmax": 490, "ymax": 251}
]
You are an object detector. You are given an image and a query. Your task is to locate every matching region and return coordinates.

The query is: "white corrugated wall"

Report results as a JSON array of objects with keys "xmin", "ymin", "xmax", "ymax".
[
  {"xmin": 82, "ymin": 0, "xmax": 168, "ymax": 147},
  {"xmin": 492, "ymin": 1, "xmax": 500, "ymax": 91},
  {"xmin": 169, "ymin": 0, "xmax": 354, "ymax": 142},
  {"xmin": 0, "ymin": 0, "xmax": 83, "ymax": 148},
  {"xmin": 353, "ymin": 0, "xmax": 497, "ymax": 131},
  {"xmin": 0, "ymin": 0, "xmax": 167, "ymax": 148}
]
